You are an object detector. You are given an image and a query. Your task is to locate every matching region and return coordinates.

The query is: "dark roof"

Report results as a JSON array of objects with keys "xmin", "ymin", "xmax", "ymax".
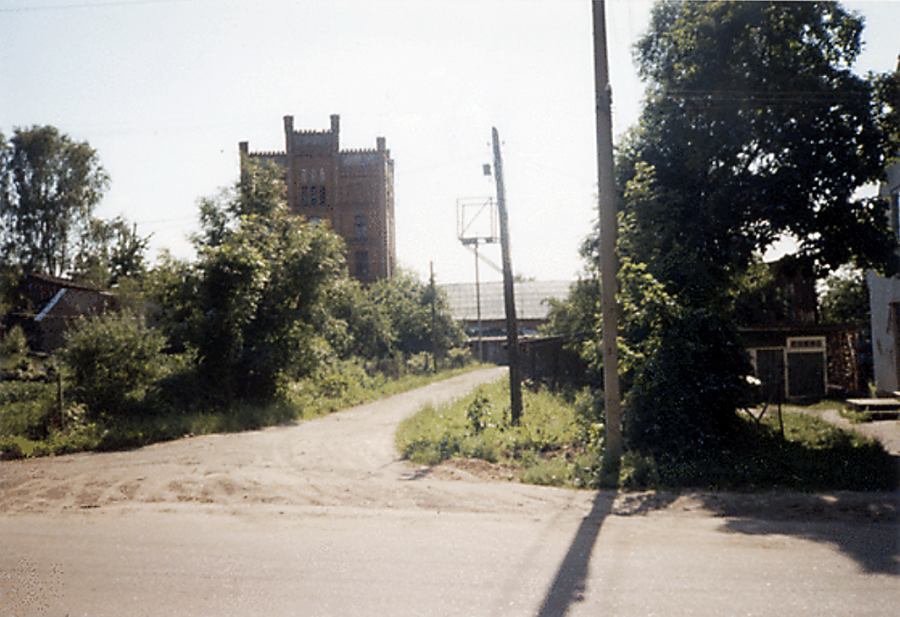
[{"xmin": 24, "ymin": 272, "xmax": 114, "ymax": 295}]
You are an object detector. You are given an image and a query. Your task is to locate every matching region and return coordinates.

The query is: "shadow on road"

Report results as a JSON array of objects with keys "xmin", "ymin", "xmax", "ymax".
[
  {"xmin": 702, "ymin": 491, "xmax": 900, "ymax": 575},
  {"xmin": 535, "ymin": 492, "xmax": 614, "ymax": 617}
]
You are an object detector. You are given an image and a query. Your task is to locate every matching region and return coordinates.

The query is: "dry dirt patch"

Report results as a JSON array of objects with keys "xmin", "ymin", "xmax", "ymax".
[{"xmin": 430, "ymin": 457, "xmax": 520, "ymax": 483}]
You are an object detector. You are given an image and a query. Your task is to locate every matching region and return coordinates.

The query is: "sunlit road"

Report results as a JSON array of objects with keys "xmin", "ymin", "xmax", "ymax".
[{"xmin": 2, "ymin": 367, "xmax": 898, "ymax": 616}]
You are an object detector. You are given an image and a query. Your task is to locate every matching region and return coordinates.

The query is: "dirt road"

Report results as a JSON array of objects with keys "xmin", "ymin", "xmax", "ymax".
[
  {"xmin": 0, "ymin": 367, "xmax": 566, "ymax": 516},
  {"xmin": 2, "ymin": 367, "xmax": 899, "ymax": 616}
]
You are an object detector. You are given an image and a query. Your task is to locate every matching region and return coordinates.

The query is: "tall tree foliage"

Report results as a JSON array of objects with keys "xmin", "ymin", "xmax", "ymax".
[
  {"xmin": 367, "ymin": 270, "xmax": 465, "ymax": 358},
  {"xmin": 621, "ymin": 1, "xmax": 897, "ymax": 305},
  {"xmin": 597, "ymin": 1, "xmax": 900, "ymax": 459},
  {"xmin": 819, "ymin": 267, "xmax": 869, "ymax": 326},
  {"xmin": 70, "ymin": 216, "xmax": 150, "ymax": 287},
  {"xmin": 150, "ymin": 161, "xmax": 349, "ymax": 402},
  {"xmin": 0, "ymin": 126, "xmax": 109, "ymax": 276}
]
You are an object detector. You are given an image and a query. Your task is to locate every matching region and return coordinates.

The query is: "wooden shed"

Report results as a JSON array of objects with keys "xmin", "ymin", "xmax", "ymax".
[{"xmin": 8, "ymin": 273, "xmax": 117, "ymax": 353}]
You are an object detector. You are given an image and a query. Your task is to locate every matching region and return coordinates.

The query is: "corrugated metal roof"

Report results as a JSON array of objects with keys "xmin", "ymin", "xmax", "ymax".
[{"xmin": 441, "ymin": 281, "xmax": 573, "ymax": 321}]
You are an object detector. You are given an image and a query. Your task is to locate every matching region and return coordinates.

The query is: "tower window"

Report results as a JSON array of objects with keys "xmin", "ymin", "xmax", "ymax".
[
  {"xmin": 301, "ymin": 186, "xmax": 325, "ymax": 208},
  {"xmin": 354, "ymin": 215, "xmax": 367, "ymax": 240},
  {"xmin": 355, "ymin": 251, "xmax": 369, "ymax": 277}
]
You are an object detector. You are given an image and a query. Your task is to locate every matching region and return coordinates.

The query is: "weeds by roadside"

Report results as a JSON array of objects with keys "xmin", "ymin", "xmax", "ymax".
[
  {"xmin": 1, "ymin": 353, "xmax": 489, "ymax": 459},
  {"xmin": 619, "ymin": 411, "xmax": 897, "ymax": 491},
  {"xmin": 396, "ymin": 380, "xmax": 607, "ymax": 488},
  {"xmin": 397, "ymin": 384, "xmax": 899, "ymax": 492}
]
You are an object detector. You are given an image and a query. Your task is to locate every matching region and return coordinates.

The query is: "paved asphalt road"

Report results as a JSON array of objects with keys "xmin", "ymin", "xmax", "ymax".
[{"xmin": 1, "ymin": 367, "xmax": 898, "ymax": 616}]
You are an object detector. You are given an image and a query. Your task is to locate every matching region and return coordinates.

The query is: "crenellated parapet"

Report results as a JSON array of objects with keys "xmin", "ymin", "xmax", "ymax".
[
  {"xmin": 246, "ymin": 150, "xmax": 286, "ymax": 158},
  {"xmin": 283, "ymin": 114, "xmax": 340, "ymax": 155},
  {"xmin": 290, "ymin": 128, "xmax": 333, "ymax": 136},
  {"xmin": 239, "ymin": 141, "xmax": 286, "ymax": 161},
  {"xmin": 341, "ymin": 135, "xmax": 389, "ymax": 167}
]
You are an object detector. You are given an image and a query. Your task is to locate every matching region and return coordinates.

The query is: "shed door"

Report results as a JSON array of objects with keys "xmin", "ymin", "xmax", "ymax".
[
  {"xmin": 786, "ymin": 337, "xmax": 826, "ymax": 400},
  {"xmin": 755, "ymin": 348, "xmax": 785, "ymax": 403}
]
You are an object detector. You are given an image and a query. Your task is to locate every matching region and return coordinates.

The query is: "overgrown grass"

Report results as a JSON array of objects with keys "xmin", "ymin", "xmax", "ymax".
[
  {"xmin": 0, "ymin": 380, "xmax": 106, "ymax": 458},
  {"xmin": 285, "ymin": 358, "xmax": 483, "ymax": 420},
  {"xmin": 1, "ymin": 354, "xmax": 489, "ymax": 458},
  {"xmin": 623, "ymin": 410, "xmax": 898, "ymax": 491},
  {"xmin": 397, "ymin": 383, "xmax": 899, "ymax": 492},
  {"xmin": 396, "ymin": 380, "xmax": 607, "ymax": 488}
]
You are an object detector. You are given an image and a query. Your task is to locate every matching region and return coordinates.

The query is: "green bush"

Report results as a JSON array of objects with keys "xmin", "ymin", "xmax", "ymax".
[
  {"xmin": 1, "ymin": 324, "xmax": 28, "ymax": 360},
  {"xmin": 0, "ymin": 382, "xmax": 105, "ymax": 458},
  {"xmin": 573, "ymin": 388, "xmax": 605, "ymax": 449},
  {"xmin": 619, "ymin": 451, "xmax": 660, "ymax": 489},
  {"xmin": 405, "ymin": 351, "xmax": 432, "ymax": 374},
  {"xmin": 520, "ymin": 457, "xmax": 569, "ymax": 486},
  {"xmin": 460, "ymin": 432, "xmax": 500, "ymax": 463},
  {"xmin": 623, "ymin": 412, "xmax": 900, "ymax": 491},
  {"xmin": 0, "ymin": 381, "xmax": 57, "ymax": 441},
  {"xmin": 625, "ymin": 307, "xmax": 750, "ymax": 456},
  {"xmin": 446, "ymin": 347, "xmax": 473, "ymax": 369},
  {"xmin": 61, "ymin": 311, "xmax": 166, "ymax": 420},
  {"xmin": 466, "ymin": 387, "xmax": 495, "ymax": 434}
]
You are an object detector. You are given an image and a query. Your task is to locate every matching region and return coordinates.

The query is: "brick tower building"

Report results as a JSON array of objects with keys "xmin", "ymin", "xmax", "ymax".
[{"xmin": 239, "ymin": 114, "xmax": 396, "ymax": 284}]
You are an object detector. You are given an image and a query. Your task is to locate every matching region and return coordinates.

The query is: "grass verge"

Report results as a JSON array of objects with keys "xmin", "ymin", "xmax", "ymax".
[
  {"xmin": 625, "ymin": 410, "xmax": 898, "ymax": 491},
  {"xmin": 397, "ymin": 384, "xmax": 899, "ymax": 492},
  {"xmin": 396, "ymin": 380, "xmax": 606, "ymax": 488}
]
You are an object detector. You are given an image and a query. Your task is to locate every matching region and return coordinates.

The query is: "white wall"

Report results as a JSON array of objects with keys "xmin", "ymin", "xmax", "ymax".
[{"xmin": 867, "ymin": 271, "xmax": 900, "ymax": 394}]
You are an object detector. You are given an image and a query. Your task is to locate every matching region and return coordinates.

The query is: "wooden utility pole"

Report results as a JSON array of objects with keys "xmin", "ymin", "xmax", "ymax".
[
  {"xmin": 492, "ymin": 127, "xmax": 523, "ymax": 424},
  {"xmin": 593, "ymin": 0, "xmax": 623, "ymax": 462}
]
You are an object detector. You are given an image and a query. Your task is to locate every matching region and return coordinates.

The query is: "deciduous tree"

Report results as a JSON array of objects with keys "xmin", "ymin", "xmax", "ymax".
[
  {"xmin": 0, "ymin": 126, "xmax": 109, "ymax": 276},
  {"xmin": 819, "ymin": 267, "xmax": 869, "ymax": 326},
  {"xmin": 367, "ymin": 270, "xmax": 465, "ymax": 358},
  {"xmin": 591, "ymin": 1, "xmax": 900, "ymax": 458},
  {"xmin": 621, "ymin": 0, "xmax": 897, "ymax": 305},
  {"xmin": 153, "ymin": 161, "xmax": 349, "ymax": 402},
  {"xmin": 70, "ymin": 216, "xmax": 150, "ymax": 287}
]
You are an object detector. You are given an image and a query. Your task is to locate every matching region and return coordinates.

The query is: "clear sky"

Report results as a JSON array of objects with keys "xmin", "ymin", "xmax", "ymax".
[{"xmin": 2, "ymin": 0, "xmax": 898, "ymax": 285}]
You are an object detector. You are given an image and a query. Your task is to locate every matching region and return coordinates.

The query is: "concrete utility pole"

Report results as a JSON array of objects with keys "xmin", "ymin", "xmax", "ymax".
[
  {"xmin": 593, "ymin": 0, "xmax": 623, "ymax": 462},
  {"xmin": 492, "ymin": 127, "xmax": 523, "ymax": 424}
]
